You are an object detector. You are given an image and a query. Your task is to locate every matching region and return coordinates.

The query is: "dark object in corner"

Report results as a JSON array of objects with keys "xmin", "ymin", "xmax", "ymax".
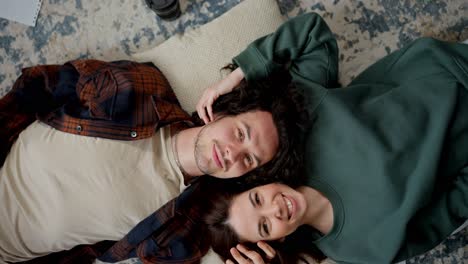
[{"xmin": 145, "ymin": 0, "xmax": 181, "ymax": 21}]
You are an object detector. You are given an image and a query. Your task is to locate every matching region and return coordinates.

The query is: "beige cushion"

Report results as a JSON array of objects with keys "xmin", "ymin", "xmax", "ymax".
[
  {"xmin": 131, "ymin": 0, "xmax": 285, "ymax": 113},
  {"xmin": 131, "ymin": 1, "xmax": 303, "ymax": 263}
]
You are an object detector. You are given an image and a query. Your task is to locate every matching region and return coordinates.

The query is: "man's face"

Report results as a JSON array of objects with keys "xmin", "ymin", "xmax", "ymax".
[{"xmin": 194, "ymin": 110, "xmax": 279, "ymax": 178}]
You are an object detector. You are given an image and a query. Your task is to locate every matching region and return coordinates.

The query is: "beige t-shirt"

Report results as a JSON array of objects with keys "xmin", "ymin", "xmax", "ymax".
[{"xmin": 0, "ymin": 121, "xmax": 186, "ymax": 262}]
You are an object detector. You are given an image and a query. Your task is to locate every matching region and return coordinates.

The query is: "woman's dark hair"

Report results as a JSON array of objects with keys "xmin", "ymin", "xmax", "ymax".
[
  {"xmin": 192, "ymin": 65, "xmax": 308, "ymax": 187},
  {"xmin": 202, "ymin": 181, "xmax": 327, "ymax": 264}
]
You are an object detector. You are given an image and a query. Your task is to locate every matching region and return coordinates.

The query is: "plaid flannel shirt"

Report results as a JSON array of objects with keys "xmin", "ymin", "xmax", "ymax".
[
  {"xmin": 0, "ymin": 59, "xmax": 191, "ymax": 165},
  {"xmin": 1, "ymin": 59, "xmax": 209, "ymax": 263},
  {"xmin": 99, "ymin": 179, "xmax": 211, "ymax": 264}
]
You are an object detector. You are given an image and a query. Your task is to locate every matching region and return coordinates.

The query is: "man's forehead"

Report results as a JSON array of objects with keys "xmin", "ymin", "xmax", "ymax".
[{"xmin": 241, "ymin": 110, "xmax": 275, "ymax": 127}]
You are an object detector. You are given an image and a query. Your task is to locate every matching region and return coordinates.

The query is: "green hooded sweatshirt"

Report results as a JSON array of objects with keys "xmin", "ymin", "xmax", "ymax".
[{"xmin": 233, "ymin": 13, "xmax": 468, "ymax": 264}]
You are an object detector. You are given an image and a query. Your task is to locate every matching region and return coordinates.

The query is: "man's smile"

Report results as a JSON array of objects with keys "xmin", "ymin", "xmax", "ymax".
[{"xmin": 213, "ymin": 144, "xmax": 224, "ymax": 169}]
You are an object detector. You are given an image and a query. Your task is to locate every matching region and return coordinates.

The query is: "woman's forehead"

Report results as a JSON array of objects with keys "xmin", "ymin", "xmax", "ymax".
[{"xmin": 228, "ymin": 191, "xmax": 259, "ymax": 242}]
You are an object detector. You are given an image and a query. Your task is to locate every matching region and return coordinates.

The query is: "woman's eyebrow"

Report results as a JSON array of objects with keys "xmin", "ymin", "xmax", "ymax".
[
  {"xmin": 249, "ymin": 191, "xmax": 255, "ymax": 207},
  {"xmin": 249, "ymin": 192, "xmax": 265, "ymax": 238}
]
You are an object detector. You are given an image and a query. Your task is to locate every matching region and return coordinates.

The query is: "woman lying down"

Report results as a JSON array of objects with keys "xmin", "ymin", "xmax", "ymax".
[
  {"xmin": 6, "ymin": 12, "xmax": 467, "ymax": 264},
  {"xmin": 102, "ymin": 12, "xmax": 467, "ymax": 264},
  {"xmin": 194, "ymin": 12, "xmax": 468, "ymax": 264}
]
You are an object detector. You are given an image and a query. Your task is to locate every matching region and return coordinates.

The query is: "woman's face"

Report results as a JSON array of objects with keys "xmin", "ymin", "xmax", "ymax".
[{"xmin": 228, "ymin": 183, "xmax": 307, "ymax": 242}]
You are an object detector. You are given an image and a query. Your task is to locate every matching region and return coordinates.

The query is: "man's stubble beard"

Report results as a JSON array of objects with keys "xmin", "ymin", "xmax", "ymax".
[{"xmin": 194, "ymin": 124, "xmax": 217, "ymax": 176}]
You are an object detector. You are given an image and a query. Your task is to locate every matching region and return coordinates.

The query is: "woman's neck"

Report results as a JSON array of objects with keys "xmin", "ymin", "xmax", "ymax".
[{"xmin": 297, "ymin": 186, "xmax": 334, "ymax": 235}]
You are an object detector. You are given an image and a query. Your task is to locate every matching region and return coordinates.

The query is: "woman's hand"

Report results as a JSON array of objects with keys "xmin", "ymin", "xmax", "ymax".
[
  {"xmin": 225, "ymin": 241, "xmax": 276, "ymax": 264},
  {"xmin": 196, "ymin": 67, "xmax": 245, "ymax": 124}
]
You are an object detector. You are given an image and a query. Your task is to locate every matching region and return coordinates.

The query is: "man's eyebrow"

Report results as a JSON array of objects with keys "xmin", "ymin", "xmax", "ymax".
[
  {"xmin": 253, "ymin": 153, "xmax": 261, "ymax": 167},
  {"xmin": 242, "ymin": 122, "xmax": 261, "ymax": 165},
  {"xmin": 243, "ymin": 122, "xmax": 251, "ymax": 141}
]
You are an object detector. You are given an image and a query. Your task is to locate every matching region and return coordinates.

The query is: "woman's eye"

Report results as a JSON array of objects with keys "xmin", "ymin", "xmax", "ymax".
[
  {"xmin": 255, "ymin": 193, "xmax": 260, "ymax": 205},
  {"xmin": 262, "ymin": 221, "xmax": 269, "ymax": 235}
]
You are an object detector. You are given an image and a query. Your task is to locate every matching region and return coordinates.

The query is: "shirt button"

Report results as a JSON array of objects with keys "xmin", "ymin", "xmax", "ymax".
[
  {"xmin": 76, "ymin": 125, "xmax": 82, "ymax": 132},
  {"xmin": 130, "ymin": 131, "xmax": 138, "ymax": 138}
]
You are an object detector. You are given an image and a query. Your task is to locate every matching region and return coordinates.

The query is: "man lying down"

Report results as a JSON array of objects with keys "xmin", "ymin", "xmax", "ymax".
[
  {"xmin": 0, "ymin": 59, "xmax": 303, "ymax": 263},
  {"xmin": 2, "ymin": 12, "xmax": 468, "ymax": 264}
]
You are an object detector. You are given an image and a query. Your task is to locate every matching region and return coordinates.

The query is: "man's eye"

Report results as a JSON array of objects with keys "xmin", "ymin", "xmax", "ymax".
[
  {"xmin": 245, "ymin": 155, "xmax": 253, "ymax": 166},
  {"xmin": 238, "ymin": 129, "xmax": 244, "ymax": 141},
  {"xmin": 255, "ymin": 193, "xmax": 260, "ymax": 205}
]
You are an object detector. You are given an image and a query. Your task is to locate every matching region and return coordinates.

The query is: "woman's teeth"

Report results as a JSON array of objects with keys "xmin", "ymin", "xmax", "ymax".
[{"xmin": 285, "ymin": 196, "xmax": 292, "ymax": 219}]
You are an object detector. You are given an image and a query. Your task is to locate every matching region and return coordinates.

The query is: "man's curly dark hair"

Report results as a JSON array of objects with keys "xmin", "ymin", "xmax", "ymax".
[{"xmin": 191, "ymin": 65, "xmax": 308, "ymax": 187}]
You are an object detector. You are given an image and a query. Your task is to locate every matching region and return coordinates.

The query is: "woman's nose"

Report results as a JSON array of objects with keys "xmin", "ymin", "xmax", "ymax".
[{"xmin": 265, "ymin": 201, "xmax": 284, "ymax": 220}]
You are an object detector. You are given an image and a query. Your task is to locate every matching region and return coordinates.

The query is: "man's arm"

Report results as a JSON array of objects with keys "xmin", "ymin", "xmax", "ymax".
[
  {"xmin": 0, "ymin": 64, "xmax": 65, "ymax": 166},
  {"xmin": 99, "ymin": 181, "xmax": 208, "ymax": 264}
]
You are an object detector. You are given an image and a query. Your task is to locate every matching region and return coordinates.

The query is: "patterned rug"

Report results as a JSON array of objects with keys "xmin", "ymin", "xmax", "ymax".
[{"xmin": 0, "ymin": 0, "xmax": 467, "ymax": 263}]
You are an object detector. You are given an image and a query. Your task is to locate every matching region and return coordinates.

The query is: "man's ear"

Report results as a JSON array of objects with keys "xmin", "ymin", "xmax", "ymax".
[{"xmin": 211, "ymin": 113, "xmax": 224, "ymax": 122}]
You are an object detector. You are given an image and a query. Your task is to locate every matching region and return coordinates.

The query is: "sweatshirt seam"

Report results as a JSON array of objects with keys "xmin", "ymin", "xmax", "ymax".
[
  {"xmin": 251, "ymin": 46, "xmax": 271, "ymax": 78},
  {"xmin": 324, "ymin": 43, "xmax": 331, "ymax": 86},
  {"xmin": 454, "ymin": 57, "xmax": 468, "ymax": 77},
  {"xmin": 310, "ymin": 178, "xmax": 345, "ymax": 240}
]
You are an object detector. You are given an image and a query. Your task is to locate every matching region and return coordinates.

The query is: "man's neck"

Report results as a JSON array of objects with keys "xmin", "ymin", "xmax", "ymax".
[{"xmin": 172, "ymin": 126, "xmax": 204, "ymax": 180}]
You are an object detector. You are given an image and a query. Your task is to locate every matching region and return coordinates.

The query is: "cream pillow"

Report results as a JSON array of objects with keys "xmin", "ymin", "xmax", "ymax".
[
  {"xmin": 131, "ymin": 0, "xmax": 285, "ymax": 113},
  {"xmin": 132, "ymin": 1, "xmax": 284, "ymax": 264}
]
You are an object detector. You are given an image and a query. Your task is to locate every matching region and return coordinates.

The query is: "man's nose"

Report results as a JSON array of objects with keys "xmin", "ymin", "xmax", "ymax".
[{"xmin": 225, "ymin": 143, "xmax": 242, "ymax": 161}]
